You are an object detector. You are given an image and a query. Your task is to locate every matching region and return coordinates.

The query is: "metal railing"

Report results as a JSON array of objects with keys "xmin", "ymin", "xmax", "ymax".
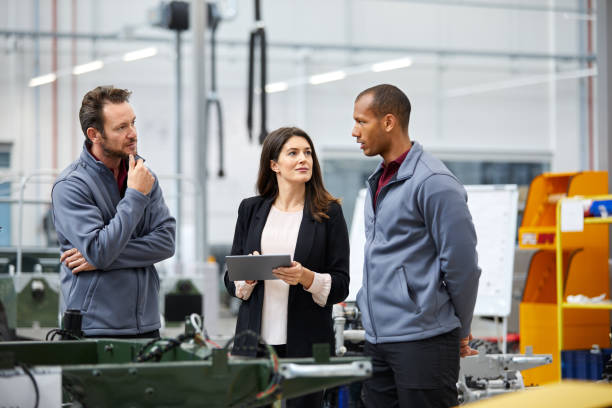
[{"xmin": 2, "ymin": 169, "xmax": 203, "ymax": 274}]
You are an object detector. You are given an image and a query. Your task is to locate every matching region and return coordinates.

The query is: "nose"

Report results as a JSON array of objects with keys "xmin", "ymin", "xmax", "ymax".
[{"xmin": 352, "ymin": 124, "xmax": 360, "ymax": 138}]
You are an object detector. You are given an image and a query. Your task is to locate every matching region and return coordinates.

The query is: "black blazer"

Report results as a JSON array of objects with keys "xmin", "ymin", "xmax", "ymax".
[{"xmin": 224, "ymin": 195, "xmax": 350, "ymax": 357}]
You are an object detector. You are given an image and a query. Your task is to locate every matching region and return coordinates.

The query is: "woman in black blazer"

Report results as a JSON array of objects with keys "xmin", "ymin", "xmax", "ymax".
[{"xmin": 224, "ymin": 126, "xmax": 350, "ymax": 407}]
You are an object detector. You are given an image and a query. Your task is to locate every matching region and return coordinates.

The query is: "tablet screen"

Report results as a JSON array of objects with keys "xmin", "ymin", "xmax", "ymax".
[{"xmin": 226, "ymin": 254, "xmax": 292, "ymax": 281}]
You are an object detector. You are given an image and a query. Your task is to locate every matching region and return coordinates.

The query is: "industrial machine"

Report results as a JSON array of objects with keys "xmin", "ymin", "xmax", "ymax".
[
  {"xmin": 457, "ymin": 347, "xmax": 553, "ymax": 403},
  {"xmin": 0, "ymin": 314, "xmax": 371, "ymax": 407},
  {"xmin": 332, "ymin": 302, "xmax": 553, "ymax": 405}
]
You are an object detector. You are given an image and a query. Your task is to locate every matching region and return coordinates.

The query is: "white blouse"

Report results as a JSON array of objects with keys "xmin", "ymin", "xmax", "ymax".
[{"xmin": 234, "ymin": 205, "xmax": 332, "ymax": 345}]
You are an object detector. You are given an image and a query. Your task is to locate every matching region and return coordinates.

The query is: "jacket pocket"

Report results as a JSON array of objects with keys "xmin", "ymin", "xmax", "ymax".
[
  {"xmin": 152, "ymin": 270, "xmax": 160, "ymax": 292},
  {"xmin": 399, "ymin": 266, "xmax": 421, "ymax": 314},
  {"xmin": 81, "ymin": 273, "xmax": 100, "ymax": 312},
  {"xmin": 402, "ymin": 266, "xmax": 421, "ymax": 314}
]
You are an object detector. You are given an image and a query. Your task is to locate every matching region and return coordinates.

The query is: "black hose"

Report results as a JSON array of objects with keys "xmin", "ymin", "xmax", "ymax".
[{"xmin": 17, "ymin": 363, "xmax": 39, "ymax": 408}]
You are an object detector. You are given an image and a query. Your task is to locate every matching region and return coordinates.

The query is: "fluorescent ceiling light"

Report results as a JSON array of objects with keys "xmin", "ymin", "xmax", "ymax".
[
  {"xmin": 72, "ymin": 60, "xmax": 104, "ymax": 75},
  {"xmin": 28, "ymin": 73, "xmax": 57, "ymax": 87},
  {"xmin": 309, "ymin": 70, "xmax": 346, "ymax": 85},
  {"xmin": 122, "ymin": 47, "xmax": 158, "ymax": 62},
  {"xmin": 371, "ymin": 57, "xmax": 413, "ymax": 73},
  {"xmin": 265, "ymin": 82, "xmax": 289, "ymax": 93}
]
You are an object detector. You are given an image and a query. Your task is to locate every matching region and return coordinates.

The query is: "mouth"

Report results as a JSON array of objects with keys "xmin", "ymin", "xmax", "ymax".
[{"xmin": 296, "ymin": 167, "xmax": 310, "ymax": 172}]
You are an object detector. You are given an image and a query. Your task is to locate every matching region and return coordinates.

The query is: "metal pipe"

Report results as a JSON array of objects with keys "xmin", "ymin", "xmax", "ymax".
[
  {"xmin": 0, "ymin": 198, "xmax": 51, "ymax": 205},
  {"xmin": 548, "ymin": 0, "xmax": 557, "ymax": 171},
  {"xmin": 71, "ymin": 0, "xmax": 78, "ymax": 159},
  {"xmin": 51, "ymin": 0, "xmax": 58, "ymax": 172},
  {"xmin": 343, "ymin": 329, "xmax": 365, "ymax": 342},
  {"xmin": 192, "ymin": 0, "xmax": 208, "ymax": 262},
  {"xmin": 0, "ymin": 29, "xmax": 596, "ymax": 62},
  {"xmin": 33, "ymin": 0, "xmax": 41, "ymax": 247},
  {"xmin": 16, "ymin": 170, "xmax": 58, "ymax": 275},
  {"xmin": 587, "ymin": 0, "xmax": 594, "ymax": 170},
  {"xmin": 387, "ymin": 0, "xmax": 590, "ymax": 15},
  {"xmin": 279, "ymin": 361, "xmax": 371, "ymax": 379},
  {"xmin": 578, "ymin": 0, "xmax": 587, "ymax": 171},
  {"xmin": 175, "ymin": 30, "xmax": 183, "ymax": 265}
]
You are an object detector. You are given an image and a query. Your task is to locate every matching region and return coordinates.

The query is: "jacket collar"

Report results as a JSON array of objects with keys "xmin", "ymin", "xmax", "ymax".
[{"xmin": 367, "ymin": 141, "xmax": 423, "ymax": 184}]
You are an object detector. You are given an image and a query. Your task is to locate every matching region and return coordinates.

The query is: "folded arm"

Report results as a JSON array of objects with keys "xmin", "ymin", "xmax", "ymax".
[
  {"xmin": 57, "ymin": 178, "xmax": 175, "ymax": 272},
  {"xmin": 53, "ymin": 179, "xmax": 152, "ymax": 270}
]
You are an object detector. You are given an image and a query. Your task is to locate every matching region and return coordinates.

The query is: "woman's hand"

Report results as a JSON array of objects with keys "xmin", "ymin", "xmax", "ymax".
[
  {"xmin": 273, "ymin": 261, "xmax": 314, "ymax": 288},
  {"xmin": 60, "ymin": 248, "xmax": 96, "ymax": 275},
  {"xmin": 245, "ymin": 251, "xmax": 260, "ymax": 284}
]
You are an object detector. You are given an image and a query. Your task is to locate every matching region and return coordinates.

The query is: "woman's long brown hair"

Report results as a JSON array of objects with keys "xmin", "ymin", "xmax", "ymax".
[{"xmin": 256, "ymin": 127, "xmax": 340, "ymax": 222}]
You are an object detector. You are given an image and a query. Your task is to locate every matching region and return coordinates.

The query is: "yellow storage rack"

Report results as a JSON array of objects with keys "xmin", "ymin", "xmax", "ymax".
[
  {"xmin": 518, "ymin": 171, "xmax": 610, "ymax": 385},
  {"xmin": 555, "ymin": 195, "xmax": 612, "ymax": 376}
]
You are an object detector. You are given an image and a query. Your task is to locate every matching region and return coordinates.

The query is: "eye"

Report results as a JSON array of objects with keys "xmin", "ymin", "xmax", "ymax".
[
  {"xmin": 288, "ymin": 151, "xmax": 296, "ymax": 156},
  {"xmin": 305, "ymin": 150, "xmax": 312, "ymax": 156}
]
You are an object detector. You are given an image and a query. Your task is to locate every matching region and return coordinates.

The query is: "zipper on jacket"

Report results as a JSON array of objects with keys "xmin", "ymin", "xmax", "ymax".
[
  {"xmin": 365, "ymin": 177, "xmax": 404, "ymax": 341},
  {"xmin": 135, "ymin": 271, "xmax": 141, "ymax": 333},
  {"xmin": 365, "ymin": 182, "xmax": 378, "ymax": 341}
]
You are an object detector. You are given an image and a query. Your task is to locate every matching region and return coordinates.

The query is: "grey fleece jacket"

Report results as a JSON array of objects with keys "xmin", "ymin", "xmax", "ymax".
[
  {"xmin": 357, "ymin": 141, "xmax": 480, "ymax": 344},
  {"xmin": 52, "ymin": 145, "xmax": 175, "ymax": 336}
]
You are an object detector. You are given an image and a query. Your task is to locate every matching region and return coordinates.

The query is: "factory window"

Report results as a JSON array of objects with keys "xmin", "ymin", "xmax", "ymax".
[
  {"xmin": 323, "ymin": 158, "xmax": 548, "ymax": 231},
  {"xmin": 442, "ymin": 161, "xmax": 549, "ymax": 186}
]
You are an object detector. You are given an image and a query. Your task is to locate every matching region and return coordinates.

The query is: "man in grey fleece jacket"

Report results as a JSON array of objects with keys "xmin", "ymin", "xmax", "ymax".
[
  {"xmin": 52, "ymin": 86, "xmax": 175, "ymax": 338},
  {"xmin": 352, "ymin": 84, "xmax": 481, "ymax": 408}
]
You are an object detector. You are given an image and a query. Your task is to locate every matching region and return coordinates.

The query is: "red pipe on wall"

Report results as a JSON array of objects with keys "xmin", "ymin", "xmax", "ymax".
[{"xmin": 587, "ymin": 0, "xmax": 594, "ymax": 170}]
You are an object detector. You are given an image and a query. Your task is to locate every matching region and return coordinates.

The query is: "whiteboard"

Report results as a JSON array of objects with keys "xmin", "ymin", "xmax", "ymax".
[{"xmin": 347, "ymin": 185, "xmax": 518, "ymax": 318}]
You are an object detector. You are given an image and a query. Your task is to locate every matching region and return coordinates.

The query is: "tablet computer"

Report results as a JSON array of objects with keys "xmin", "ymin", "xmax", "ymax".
[{"xmin": 225, "ymin": 254, "xmax": 292, "ymax": 281}]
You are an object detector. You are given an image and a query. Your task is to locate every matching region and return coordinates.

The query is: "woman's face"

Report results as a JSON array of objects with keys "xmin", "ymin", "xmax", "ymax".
[{"xmin": 271, "ymin": 135, "xmax": 313, "ymax": 186}]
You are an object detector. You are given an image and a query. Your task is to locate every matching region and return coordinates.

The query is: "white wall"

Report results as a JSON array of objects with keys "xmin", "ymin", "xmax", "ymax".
[{"xmin": 0, "ymin": 0, "xmax": 594, "ymax": 256}]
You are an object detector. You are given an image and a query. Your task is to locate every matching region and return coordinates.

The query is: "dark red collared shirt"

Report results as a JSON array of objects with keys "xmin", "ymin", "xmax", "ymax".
[
  {"xmin": 374, "ymin": 148, "xmax": 410, "ymax": 208},
  {"xmin": 89, "ymin": 148, "xmax": 128, "ymax": 197}
]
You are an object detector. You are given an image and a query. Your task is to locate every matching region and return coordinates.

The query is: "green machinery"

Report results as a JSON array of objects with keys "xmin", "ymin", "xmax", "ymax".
[
  {"xmin": 0, "ymin": 274, "xmax": 60, "ymax": 338},
  {"xmin": 0, "ymin": 335, "xmax": 371, "ymax": 407}
]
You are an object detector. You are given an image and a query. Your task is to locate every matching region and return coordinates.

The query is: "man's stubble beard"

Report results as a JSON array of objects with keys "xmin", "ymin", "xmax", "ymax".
[{"xmin": 100, "ymin": 135, "xmax": 136, "ymax": 160}]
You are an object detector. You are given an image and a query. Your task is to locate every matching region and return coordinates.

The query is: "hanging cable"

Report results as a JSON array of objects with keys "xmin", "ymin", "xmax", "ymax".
[
  {"xmin": 16, "ymin": 363, "xmax": 40, "ymax": 408},
  {"xmin": 224, "ymin": 330, "xmax": 282, "ymax": 405},
  {"xmin": 246, "ymin": 0, "xmax": 268, "ymax": 144},
  {"xmin": 206, "ymin": 2, "xmax": 226, "ymax": 177}
]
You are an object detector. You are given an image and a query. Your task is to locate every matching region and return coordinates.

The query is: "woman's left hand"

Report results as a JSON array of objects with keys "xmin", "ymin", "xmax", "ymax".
[{"xmin": 273, "ymin": 261, "xmax": 314, "ymax": 288}]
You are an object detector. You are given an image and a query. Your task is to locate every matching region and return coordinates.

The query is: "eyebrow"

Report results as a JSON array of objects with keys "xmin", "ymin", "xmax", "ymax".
[{"xmin": 114, "ymin": 116, "xmax": 136, "ymax": 128}]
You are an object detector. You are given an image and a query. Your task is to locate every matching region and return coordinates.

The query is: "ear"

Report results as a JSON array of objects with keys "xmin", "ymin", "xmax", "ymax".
[
  {"xmin": 270, "ymin": 160, "xmax": 279, "ymax": 173},
  {"xmin": 86, "ymin": 127, "xmax": 101, "ymax": 144},
  {"xmin": 383, "ymin": 114, "xmax": 396, "ymax": 132}
]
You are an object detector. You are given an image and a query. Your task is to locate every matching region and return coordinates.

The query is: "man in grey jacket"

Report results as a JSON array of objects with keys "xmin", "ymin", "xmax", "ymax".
[
  {"xmin": 352, "ymin": 84, "xmax": 480, "ymax": 408},
  {"xmin": 52, "ymin": 86, "xmax": 175, "ymax": 338}
]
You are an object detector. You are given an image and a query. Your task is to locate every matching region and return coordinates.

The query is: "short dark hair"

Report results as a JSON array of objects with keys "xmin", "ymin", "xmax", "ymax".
[
  {"xmin": 356, "ymin": 84, "xmax": 411, "ymax": 131},
  {"xmin": 256, "ymin": 127, "xmax": 340, "ymax": 222},
  {"xmin": 79, "ymin": 86, "xmax": 132, "ymax": 146}
]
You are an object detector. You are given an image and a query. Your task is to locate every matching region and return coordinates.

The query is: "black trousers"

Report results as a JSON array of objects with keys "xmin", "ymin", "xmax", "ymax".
[{"xmin": 362, "ymin": 329, "xmax": 460, "ymax": 408}]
